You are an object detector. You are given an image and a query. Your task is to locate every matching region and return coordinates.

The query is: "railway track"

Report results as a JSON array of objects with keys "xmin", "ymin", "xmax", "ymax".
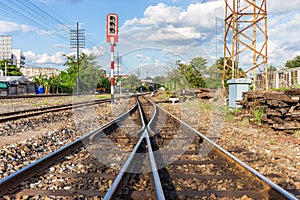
[
  {"xmin": 0, "ymin": 94, "xmax": 72, "ymax": 100},
  {"xmin": 0, "ymin": 96, "xmax": 297, "ymax": 199},
  {"xmin": 0, "ymin": 97, "xmax": 123, "ymax": 123},
  {"xmin": 0, "ymin": 96, "xmax": 141, "ymax": 198}
]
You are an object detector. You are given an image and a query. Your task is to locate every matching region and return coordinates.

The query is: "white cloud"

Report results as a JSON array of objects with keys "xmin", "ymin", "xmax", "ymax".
[
  {"xmin": 82, "ymin": 46, "xmax": 106, "ymax": 57},
  {"xmin": 0, "ymin": 20, "xmax": 32, "ymax": 34},
  {"xmin": 180, "ymin": 1, "xmax": 223, "ymax": 29},
  {"xmin": 23, "ymin": 51, "xmax": 37, "ymax": 60},
  {"xmin": 24, "ymin": 46, "xmax": 106, "ymax": 67},
  {"xmin": 35, "ymin": 52, "xmax": 65, "ymax": 64},
  {"xmin": 24, "ymin": 51, "xmax": 65, "ymax": 65},
  {"xmin": 267, "ymin": 12, "xmax": 300, "ymax": 67},
  {"xmin": 139, "ymin": 0, "xmax": 224, "ymax": 30},
  {"xmin": 122, "ymin": 1, "xmax": 223, "ymax": 42},
  {"xmin": 147, "ymin": 26, "xmax": 204, "ymax": 41},
  {"xmin": 140, "ymin": 3, "xmax": 182, "ymax": 25},
  {"xmin": 269, "ymin": 13, "xmax": 300, "ymax": 39},
  {"xmin": 268, "ymin": 0, "xmax": 300, "ymax": 15}
]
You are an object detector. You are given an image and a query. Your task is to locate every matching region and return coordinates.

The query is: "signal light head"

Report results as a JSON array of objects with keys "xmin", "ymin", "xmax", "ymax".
[{"xmin": 106, "ymin": 13, "xmax": 118, "ymax": 42}]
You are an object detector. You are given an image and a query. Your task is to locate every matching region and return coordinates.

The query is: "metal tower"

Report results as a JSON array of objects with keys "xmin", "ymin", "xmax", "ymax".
[{"xmin": 223, "ymin": 0, "xmax": 268, "ymax": 90}]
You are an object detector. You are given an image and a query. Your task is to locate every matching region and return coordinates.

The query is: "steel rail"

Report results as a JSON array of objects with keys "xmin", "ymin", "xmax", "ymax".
[
  {"xmin": 0, "ymin": 95, "xmax": 132, "ymax": 122},
  {"xmin": 0, "ymin": 96, "xmax": 132, "ymax": 123},
  {"xmin": 155, "ymin": 102, "xmax": 297, "ymax": 200},
  {"xmin": 103, "ymin": 98, "xmax": 147, "ymax": 200},
  {"xmin": 0, "ymin": 98, "xmax": 110, "ymax": 117},
  {"xmin": 0, "ymin": 100, "xmax": 110, "ymax": 123},
  {"xmin": 103, "ymin": 130, "xmax": 145, "ymax": 200},
  {"xmin": 145, "ymin": 98, "xmax": 165, "ymax": 200},
  {"xmin": 104, "ymin": 97, "xmax": 166, "ymax": 200},
  {"xmin": 0, "ymin": 94, "xmax": 72, "ymax": 99},
  {"xmin": 0, "ymin": 99, "xmax": 138, "ymax": 196}
]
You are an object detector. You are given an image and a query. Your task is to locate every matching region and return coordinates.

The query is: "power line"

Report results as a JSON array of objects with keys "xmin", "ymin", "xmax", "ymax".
[
  {"xmin": 0, "ymin": 0, "xmax": 99, "ymax": 50},
  {"xmin": 0, "ymin": 1, "xmax": 69, "ymax": 42}
]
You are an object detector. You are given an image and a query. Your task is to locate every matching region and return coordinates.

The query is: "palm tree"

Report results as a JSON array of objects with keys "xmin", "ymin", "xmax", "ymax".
[
  {"xmin": 50, "ymin": 76, "xmax": 61, "ymax": 94},
  {"xmin": 33, "ymin": 74, "xmax": 50, "ymax": 94}
]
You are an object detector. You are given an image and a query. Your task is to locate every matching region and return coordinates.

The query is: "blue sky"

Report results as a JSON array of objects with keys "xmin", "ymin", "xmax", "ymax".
[{"xmin": 1, "ymin": 0, "xmax": 300, "ymax": 78}]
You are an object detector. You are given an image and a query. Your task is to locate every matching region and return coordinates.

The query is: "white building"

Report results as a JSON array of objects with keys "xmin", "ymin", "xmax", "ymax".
[
  {"xmin": 20, "ymin": 67, "xmax": 61, "ymax": 80},
  {"xmin": 0, "ymin": 35, "xmax": 12, "ymax": 60},
  {"xmin": 11, "ymin": 49, "xmax": 25, "ymax": 68},
  {"xmin": 0, "ymin": 35, "xmax": 26, "ymax": 69}
]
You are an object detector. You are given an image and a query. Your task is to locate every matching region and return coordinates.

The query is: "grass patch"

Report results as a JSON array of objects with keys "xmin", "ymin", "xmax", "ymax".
[
  {"xmin": 225, "ymin": 108, "xmax": 236, "ymax": 122},
  {"xmin": 95, "ymin": 94, "xmax": 111, "ymax": 99},
  {"xmin": 25, "ymin": 99, "xmax": 35, "ymax": 104},
  {"xmin": 199, "ymin": 101, "xmax": 212, "ymax": 111},
  {"xmin": 156, "ymin": 91, "xmax": 172, "ymax": 100},
  {"xmin": 253, "ymin": 108, "xmax": 266, "ymax": 124}
]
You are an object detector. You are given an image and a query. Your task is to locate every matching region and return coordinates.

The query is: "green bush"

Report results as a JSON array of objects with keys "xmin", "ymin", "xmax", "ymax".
[{"xmin": 253, "ymin": 108, "xmax": 266, "ymax": 124}]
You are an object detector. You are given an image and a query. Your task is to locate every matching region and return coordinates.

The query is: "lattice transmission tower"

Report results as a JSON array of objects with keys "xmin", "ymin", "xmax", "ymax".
[{"xmin": 223, "ymin": 0, "xmax": 268, "ymax": 91}]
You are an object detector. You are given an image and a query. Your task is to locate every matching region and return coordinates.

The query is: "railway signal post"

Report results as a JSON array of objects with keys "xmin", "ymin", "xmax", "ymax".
[{"xmin": 106, "ymin": 13, "xmax": 119, "ymax": 103}]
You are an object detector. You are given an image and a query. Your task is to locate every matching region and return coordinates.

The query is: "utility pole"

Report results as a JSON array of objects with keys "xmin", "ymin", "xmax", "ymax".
[{"xmin": 70, "ymin": 22, "xmax": 85, "ymax": 96}]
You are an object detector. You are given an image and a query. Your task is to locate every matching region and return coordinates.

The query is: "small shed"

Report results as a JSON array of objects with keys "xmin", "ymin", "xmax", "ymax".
[
  {"xmin": 0, "ymin": 76, "xmax": 34, "ymax": 95},
  {"xmin": 0, "ymin": 81, "xmax": 7, "ymax": 96}
]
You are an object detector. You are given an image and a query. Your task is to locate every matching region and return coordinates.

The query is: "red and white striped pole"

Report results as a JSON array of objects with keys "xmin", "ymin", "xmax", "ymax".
[
  {"xmin": 110, "ymin": 38, "xmax": 115, "ymax": 103},
  {"xmin": 106, "ymin": 13, "xmax": 118, "ymax": 103}
]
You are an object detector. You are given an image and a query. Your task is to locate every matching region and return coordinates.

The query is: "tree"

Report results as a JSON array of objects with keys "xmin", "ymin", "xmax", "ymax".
[
  {"xmin": 121, "ymin": 75, "xmax": 141, "ymax": 92},
  {"xmin": 268, "ymin": 65, "xmax": 277, "ymax": 71},
  {"xmin": 176, "ymin": 60, "xmax": 207, "ymax": 88},
  {"xmin": 284, "ymin": 56, "xmax": 300, "ymax": 69},
  {"xmin": 63, "ymin": 53, "xmax": 101, "ymax": 93},
  {"xmin": 218, "ymin": 57, "xmax": 246, "ymax": 90},
  {"xmin": 49, "ymin": 76, "xmax": 61, "ymax": 94},
  {"xmin": 190, "ymin": 57, "xmax": 208, "ymax": 75},
  {"xmin": 153, "ymin": 75, "xmax": 167, "ymax": 89},
  {"xmin": 33, "ymin": 74, "xmax": 50, "ymax": 94},
  {"xmin": 58, "ymin": 71, "xmax": 74, "ymax": 93},
  {"xmin": 97, "ymin": 69, "xmax": 110, "ymax": 91},
  {"xmin": 0, "ymin": 61, "xmax": 22, "ymax": 76},
  {"xmin": 206, "ymin": 62, "xmax": 222, "ymax": 88}
]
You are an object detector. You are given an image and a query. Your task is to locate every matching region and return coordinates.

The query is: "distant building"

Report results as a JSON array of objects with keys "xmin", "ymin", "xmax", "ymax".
[
  {"xmin": 0, "ymin": 35, "xmax": 12, "ymax": 60},
  {"xmin": 255, "ymin": 67, "xmax": 300, "ymax": 90},
  {"xmin": 12, "ymin": 49, "xmax": 25, "ymax": 68},
  {"xmin": 0, "ymin": 35, "xmax": 26, "ymax": 68},
  {"xmin": 20, "ymin": 67, "xmax": 61, "ymax": 80}
]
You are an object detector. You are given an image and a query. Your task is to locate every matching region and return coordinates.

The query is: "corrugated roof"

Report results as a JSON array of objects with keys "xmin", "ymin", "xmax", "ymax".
[{"xmin": 0, "ymin": 82, "xmax": 7, "ymax": 89}]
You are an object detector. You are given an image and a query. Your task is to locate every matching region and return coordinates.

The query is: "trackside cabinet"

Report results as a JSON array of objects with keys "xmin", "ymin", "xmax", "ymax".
[{"xmin": 227, "ymin": 78, "xmax": 252, "ymax": 108}]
